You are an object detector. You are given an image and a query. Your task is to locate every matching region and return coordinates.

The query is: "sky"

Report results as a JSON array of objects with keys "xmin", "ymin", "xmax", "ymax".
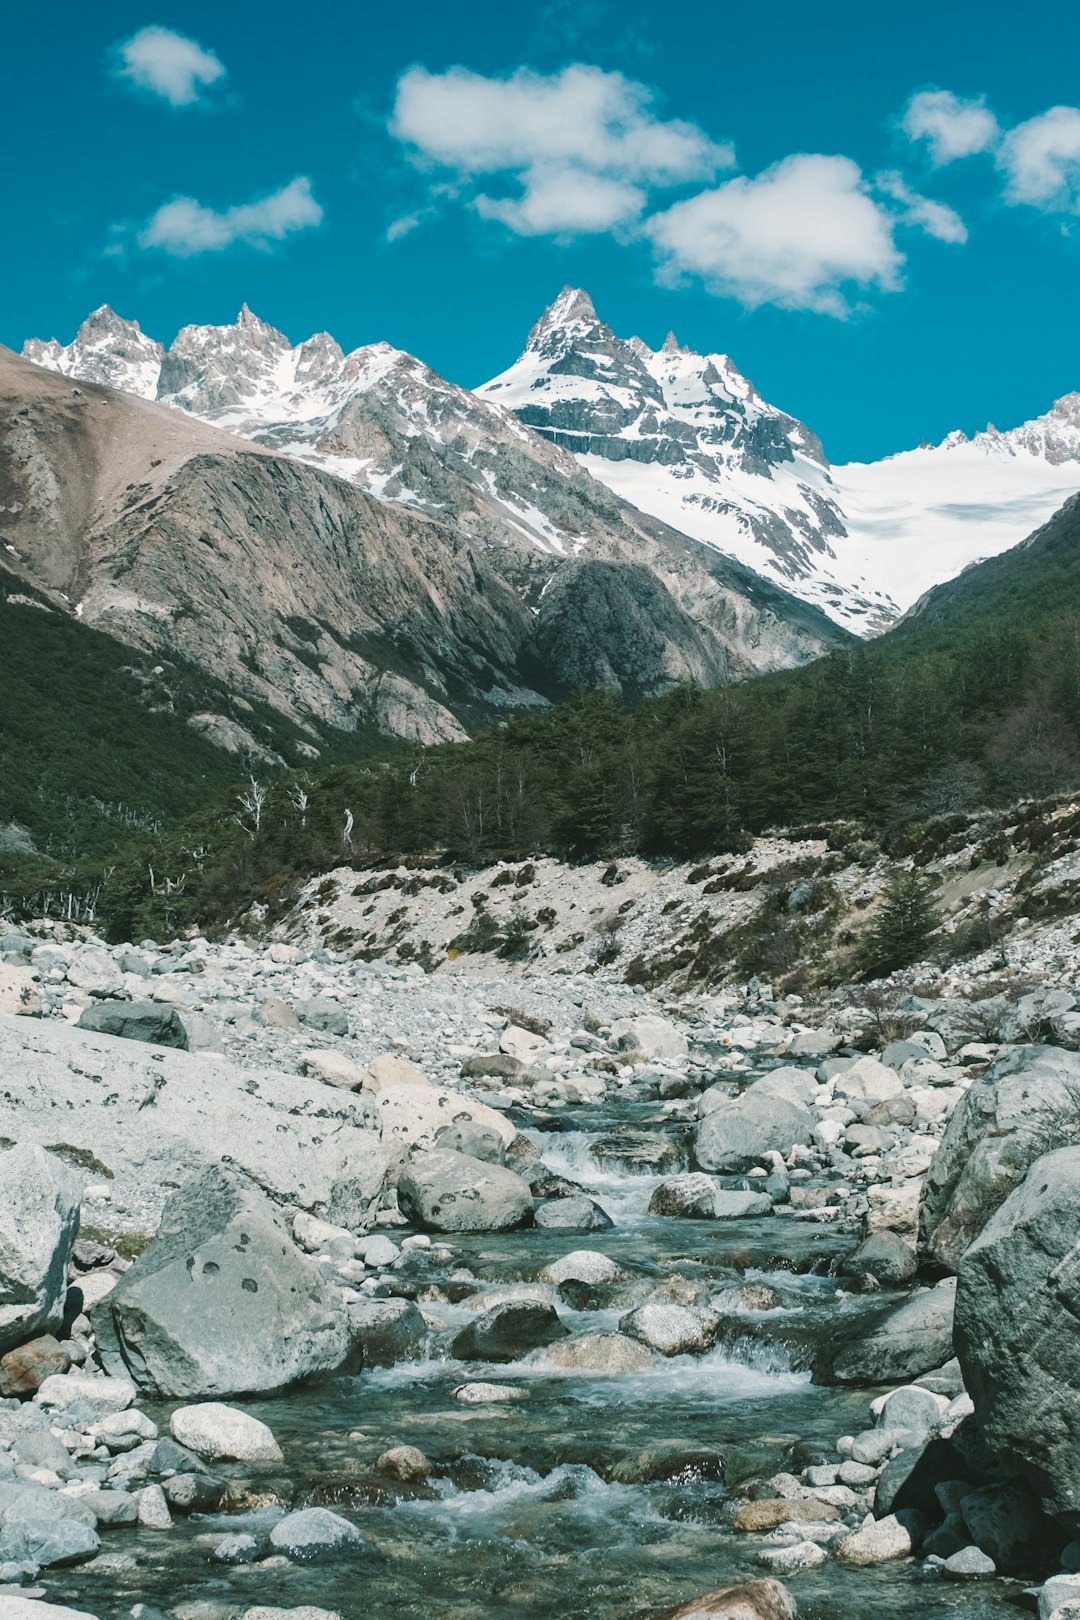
[{"xmin": 6, "ymin": 0, "xmax": 1080, "ymax": 463}]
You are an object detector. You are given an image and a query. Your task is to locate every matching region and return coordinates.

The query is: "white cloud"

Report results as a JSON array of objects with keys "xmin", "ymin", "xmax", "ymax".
[
  {"xmin": 999, "ymin": 105, "xmax": 1080, "ymax": 210},
  {"xmin": 876, "ymin": 171, "xmax": 968, "ymax": 244},
  {"xmin": 474, "ymin": 167, "xmax": 645, "ymax": 235},
  {"xmin": 114, "ymin": 24, "xmax": 226, "ymax": 107},
  {"xmin": 138, "ymin": 177, "xmax": 323, "ymax": 256},
  {"xmin": 901, "ymin": 89, "xmax": 999, "ymax": 165},
  {"xmin": 390, "ymin": 63, "xmax": 729, "ymax": 238},
  {"xmin": 644, "ymin": 154, "xmax": 902, "ymax": 316}
]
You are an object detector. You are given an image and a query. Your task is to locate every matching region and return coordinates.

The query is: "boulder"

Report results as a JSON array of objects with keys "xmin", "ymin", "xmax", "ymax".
[
  {"xmin": 589, "ymin": 1131, "xmax": 685, "ymax": 1173},
  {"xmin": 920, "ymin": 1045, "xmax": 1080, "ymax": 1271},
  {"xmin": 433, "ymin": 1121, "xmax": 505, "ymax": 1163},
  {"xmin": 543, "ymin": 1332, "xmax": 657, "ymax": 1374},
  {"xmin": 955, "ymin": 1145, "xmax": 1080, "ymax": 1525},
  {"xmin": 170, "ymin": 1402, "xmax": 283, "ymax": 1462},
  {"xmin": 539, "ymin": 1250, "xmax": 625, "ymax": 1287},
  {"xmin": 376, "ymin": 1085, "xmax": 516, "ymax": 1174},
  {"xmin": 76, "ymin": 1001, "xmax": 188, "ymax": 1049},
  {"xmin": 835, "ymin": 1511, "xmax": 925, "ymax": 1564},
  {"xmin": 649, "ymin": 1176, "xmax": 771, "ymax": 1220},
  {"xmin": 364, "ymin": 1054, "xmax": 431, "ymax": 1091},
  {"xmin": 0, "ymin": 965, "xmax": 41, "ymax": 1018},
  {"xmin": 620, "ymin": 1303, "xmax": 717, "ymax": 1357},
  {"xmin": 376, "ymin": 1445, "xmax": 433, "ymax": 1482},
  {"xmin": 267, "ymin": 1507, "xmax": 362, "ymax": 1557},
  {"xmin": 833, "ymin": 1056, "xmax": 903, "ymax": 1112},
  {"xmin": 65, "ymin": 947, "xmax": 122, "ymax": 998},
  {"xmin": 0, "ymin": 1603, "xmax": 99, "ymax": 1620},
  {"xmin": 814, "ymin": 1280, "xmax": 956, "ymax": 1385},
  {"xmin": 839, "ymin": 1231, "xmax": 916, "ymax": 1286},
  {"xmin": 347, "ymin": 1298, "xmax": 427, "ymax": 1367},
  {"xmin": 748, "ymin": 1067, "xmax": 818, "ymax": 1108},
  {"xmin": 610, "ymin": 1015, "xmax": 689, "ymax": 1062},
  {"xmin": 695, "ymin": 1093, "xmax": 813, "ymax": 1174},
  {"xmin": 0, "ymin": 1015, "xmax": 388, "ymax": 1229},
  {"xmin": 397, "ymin": 1149, "xmax": 531, "ymax": 1233},
  {"xmin": 296, "ymin": 999, "xmax": 348, "ymax": 1036},
  {"xmin": 0, "ymin": 1334, "xmax": 70, "ymax": 1397},
  {"xmin": 300, "ymin": 1051, "xmax": 366, "ymax": 1090},
  {"xmin": 459, "ymin": 1053, "xmax": 525, "ymax": 1082},
  {"xmin": 93, "ymin": 1167, "xmax": 350, "ymax": 1397},
  {"xmin": 451, "ymin": 1302, "xmax": 568, "ymax": 1363},
  {"xmin": 533, "ymin": 1195, "xmax": 613, "ymax": 1232},
  {"xmin": 35, "ymin": 1372, "xmax": 134, "ymax": 1411},
  {"xmin": 0, "ymin": 1144, "xmax": 81, "ymax": 1354},
  {"xmin": 647, "ymin": 1579, "xmax": 797, "ymax": 1620}
]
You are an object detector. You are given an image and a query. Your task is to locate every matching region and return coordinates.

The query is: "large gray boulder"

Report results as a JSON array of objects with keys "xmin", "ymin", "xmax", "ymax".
[
  {"xmin": 451, "ymin": 1301, "xmax": 569, "ymax": 1362},
  {"xmin": 955, "ymin": 1145, "xmax": 1080, "ymax": 1523},
  {"xmin": 695, "ymin": 1091, "xmax": 813, "ymax": 1174},
  {"xmin": 813, "ymin": 1280, "xmax": 956, "ymax": 1385},
  {"xmin": 347, "ymin": 1298, "xmax": 427, "ymax": 1367},
  {"xmin": 0, "ymin": 1145, "xmax": 80, "ymax": 1354},
  {"xmin": 93, "ymin": 1167, "xmax": 349, "ymax": 1398},
  {"xmin": 397, "ymin": 1149, "xmax": 532, "ymax": 1233},
  {"xmin": 76, "ymin": 1000, "xmax": 188, "ymax": 1049},
  {"xmin": 920, "ymin": 1045, "xmax": 1080, "ymax": 1271},
  {"xmin": 0, "ymin": 1013, "xmax": 388, "ymax": 1229}
]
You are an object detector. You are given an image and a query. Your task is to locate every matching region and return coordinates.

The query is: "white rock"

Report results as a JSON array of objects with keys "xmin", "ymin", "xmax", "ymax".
[
  {"xmin": 539, "ymin": 1250, "xmax": 625, "ymax": 1286},
  {"xmin": 36, "ymin": 1373, "xmax": 135, "ymax": 1412},
  {"xmin": 452, "ymin": 1382, "xmax": 523, "ymax": 1403},
  {"xmin": 170, "ymin": 1402, "xmax": 283, "ymax": 1463},
  {"xmin": 137, "ymin": 1482, "xmax": 173, "ymax": 1528},
  {"xmin": 299, "ymin": 1050, "xmax": 366, "ymax": 1090},
  {"xmin": 293, "ymin": 1212, "xmax": 353, "ymax": 1254}
]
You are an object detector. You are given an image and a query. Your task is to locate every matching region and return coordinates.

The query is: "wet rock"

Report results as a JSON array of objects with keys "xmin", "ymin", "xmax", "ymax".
[
  {"xmin": 589, "ymin": 1131, "xmax": 685, "ymax": 1174},
  {"xmin": 0, "ymin": 1145, "xmax": 80, "ymax": 1354},
  {"xmin": 814, "ymin": 1281, "xmax": 956, "ymax": 1385},
  {"xmin": 1039, "ymin": 1575, "xmax": 1080, "ymax": 1618},
  {"xmin": 136, "ymin": 1484, "xmax": 172, "ymax": 1529},
  {"xmin": 839, "ymin": 1232, "xmax": 916, "ymax": 1287},
  {"xmin": 648, "ymin": 1175, "xmax": 771, "ymax": 1220},
  {"xmin": 649, "ymin": 1578, "xmax": 798, "ymax": 1619},
  {"xmin": 544, "ymin": 1333, "xmax": 657, "ymax": 1374},
  {"xmin": 533, "ymin": 1195, "xmax": 613, "ymax": 1232},
  {"xmin": 836, "ymin": 1510, "xmax": 925, "ymax": 1564},
  {"xmin": 162, "ymin": 1472, "xmax": 226, "ymax": 1514},
  {"xmin": 348, "ymin": 1298, "xmax": 426, "ymax": 1367},
  {"xmin": 451, "ymin": 1382, "xmax": 523, "ymax": 1403},
  {"xmin": 539, "ymin": 1250, "xmax": 625, "ymax": 1287},
  {"xmin": 76, "ymin": 1001, "xmax": 187, "ymax": 1049},
  {"xmin": 755, "ymin": 1541, "xmax": 827, "ymax": 1574},
  {"xmin": 942, "ymin": 1545, "xmax": 995, "ymax": 1579},
  {"xmin": 397, "ymin": 1150, "xmax": 532, "ymax": 1234},
  {"xmin": 267, "ymin": 1507, "xmax": 362, "ymax": 1557},
  {"xmin": 0, "ymin": 1335, "xmax": 70, "ymax": 1397},
  {"xmin": 451, "ymin": 1301, "xmax": 569, "ymax": 1362},
  {"xmin": 94, "ymin": 1167, "xmax": 349, "ymax": 1397},
  {"xmin": 375, "ymin": 1445, "xmax": 433, "ymax": 1482},
  {"xmin": 921, "ymin": 1045, "xmax": 1080, "ymax": 1271},
  {"xmin": 620, "ymin": 1303, "xmax": 717, "ymax": 1357},
  {"xmin": 0, "ymin": 1511, "xmax": 100, "ymax": 1569},
  {"xmin": 733, "ymin": 1496, "xmax": 840, "ymax": 1530},
  {"xmin": 955, "ymin": 1145, "xmax": 1080, "ymax": 1525},
  {"xmin": 612, "ymin": 1440, "xmax": 724, "ymax": 1484},
  {"xmin": 170, "ymin": 1403, "xmax": 283, "ymax": 1463},
  {"xmin": 212, "ymin": 1533, "xmax": 260, "ymax": 1563},
  {"xmin": 695, "ymin": 1094, "xmax": 813, "ymax": 1174}
]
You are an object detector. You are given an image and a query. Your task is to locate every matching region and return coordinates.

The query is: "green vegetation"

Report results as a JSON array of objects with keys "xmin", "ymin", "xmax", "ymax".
[
  {"xmin": 4, "ymin": 495, "xmax": 1080, "ymax": 942},
  {"xmin": 862, "ymin": 870, "xmax": 941, "ymax": 976}
]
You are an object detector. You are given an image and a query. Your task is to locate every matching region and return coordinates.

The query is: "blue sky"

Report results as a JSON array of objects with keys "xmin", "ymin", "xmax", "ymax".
[{"xmin": 6, "ymin": 0, "xmax": 1080, "ymax": 462}]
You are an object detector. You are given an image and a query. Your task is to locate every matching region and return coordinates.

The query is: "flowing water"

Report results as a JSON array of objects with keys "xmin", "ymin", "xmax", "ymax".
[{"xmin": 50, "ymin": 1103, "xmax": 1024, "ymax": 1619}]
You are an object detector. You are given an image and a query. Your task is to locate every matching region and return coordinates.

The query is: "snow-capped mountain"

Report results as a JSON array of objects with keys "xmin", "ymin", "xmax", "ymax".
[
  {"xmin": 479, "ymin": 288, "xmax": 894, "ymax": 630},
  {"xmin": 24, "ymin": 293, "xmax": 1080, "ymax": 640},
  {"xmin": 480, "ymin": 289, "xmax": 1080, "ymax": 631}
]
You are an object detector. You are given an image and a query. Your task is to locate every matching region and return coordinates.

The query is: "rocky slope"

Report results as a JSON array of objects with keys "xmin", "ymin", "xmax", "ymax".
[
  {"xmin": 21, "ymin": 311, "xmax": 848, "ymax": 690},
  {"xmin": 1, "ymin": 347, "xmax": 849, "ymax": 759}
]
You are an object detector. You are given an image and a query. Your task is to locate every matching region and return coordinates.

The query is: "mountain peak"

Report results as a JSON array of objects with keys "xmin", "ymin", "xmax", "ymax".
[
  {"xmin": 661, "ymin": 330, "xmax": 681, "ymax": 355},
  {"xmin": 526, "ymin": 286, "xmax": 599, "ymax": 351}
]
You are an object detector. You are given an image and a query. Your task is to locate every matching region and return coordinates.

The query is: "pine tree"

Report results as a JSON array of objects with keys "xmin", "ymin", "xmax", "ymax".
[{"xmin": 864, "ymin": 870, "xmax": 940, "ymax": 976}]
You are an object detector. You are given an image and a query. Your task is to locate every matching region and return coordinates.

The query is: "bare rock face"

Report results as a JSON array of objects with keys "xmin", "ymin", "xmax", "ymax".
[
  {"xmin": 0, "ymin": 1145, "xmax": 81, "ymax": 1353},
  {"xmin": 920, "ymin": 1046, "xmax": 1080, "ymax": 1271},
  {"xmin": 955, "ymin": 1145, "xmax": 1080, "ymax": 1525},
  {"xmin": 94, "ymin": 1167, "xmax": 350, "ymax": 1398}
]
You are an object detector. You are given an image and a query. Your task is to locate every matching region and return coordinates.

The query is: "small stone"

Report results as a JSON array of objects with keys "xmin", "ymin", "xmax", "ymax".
[
  {"xmin": 756, "ymin": 1540, "xmax": 828, "ymax": 1574},
  {"xmin": 942, "ymin": 1545, "xmax": 996, "ymax": 1580},
  {"xmin": 451, "ymin": 1383, "xmax": 523, "ymax": 1403},
  {"xmin": 836, "ymin": 1511, "xmax": 924, "ymax": 1565},
  {"xmin": 213, "ymin": 1532, "xmax": 261, "ymax": 1564}
]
